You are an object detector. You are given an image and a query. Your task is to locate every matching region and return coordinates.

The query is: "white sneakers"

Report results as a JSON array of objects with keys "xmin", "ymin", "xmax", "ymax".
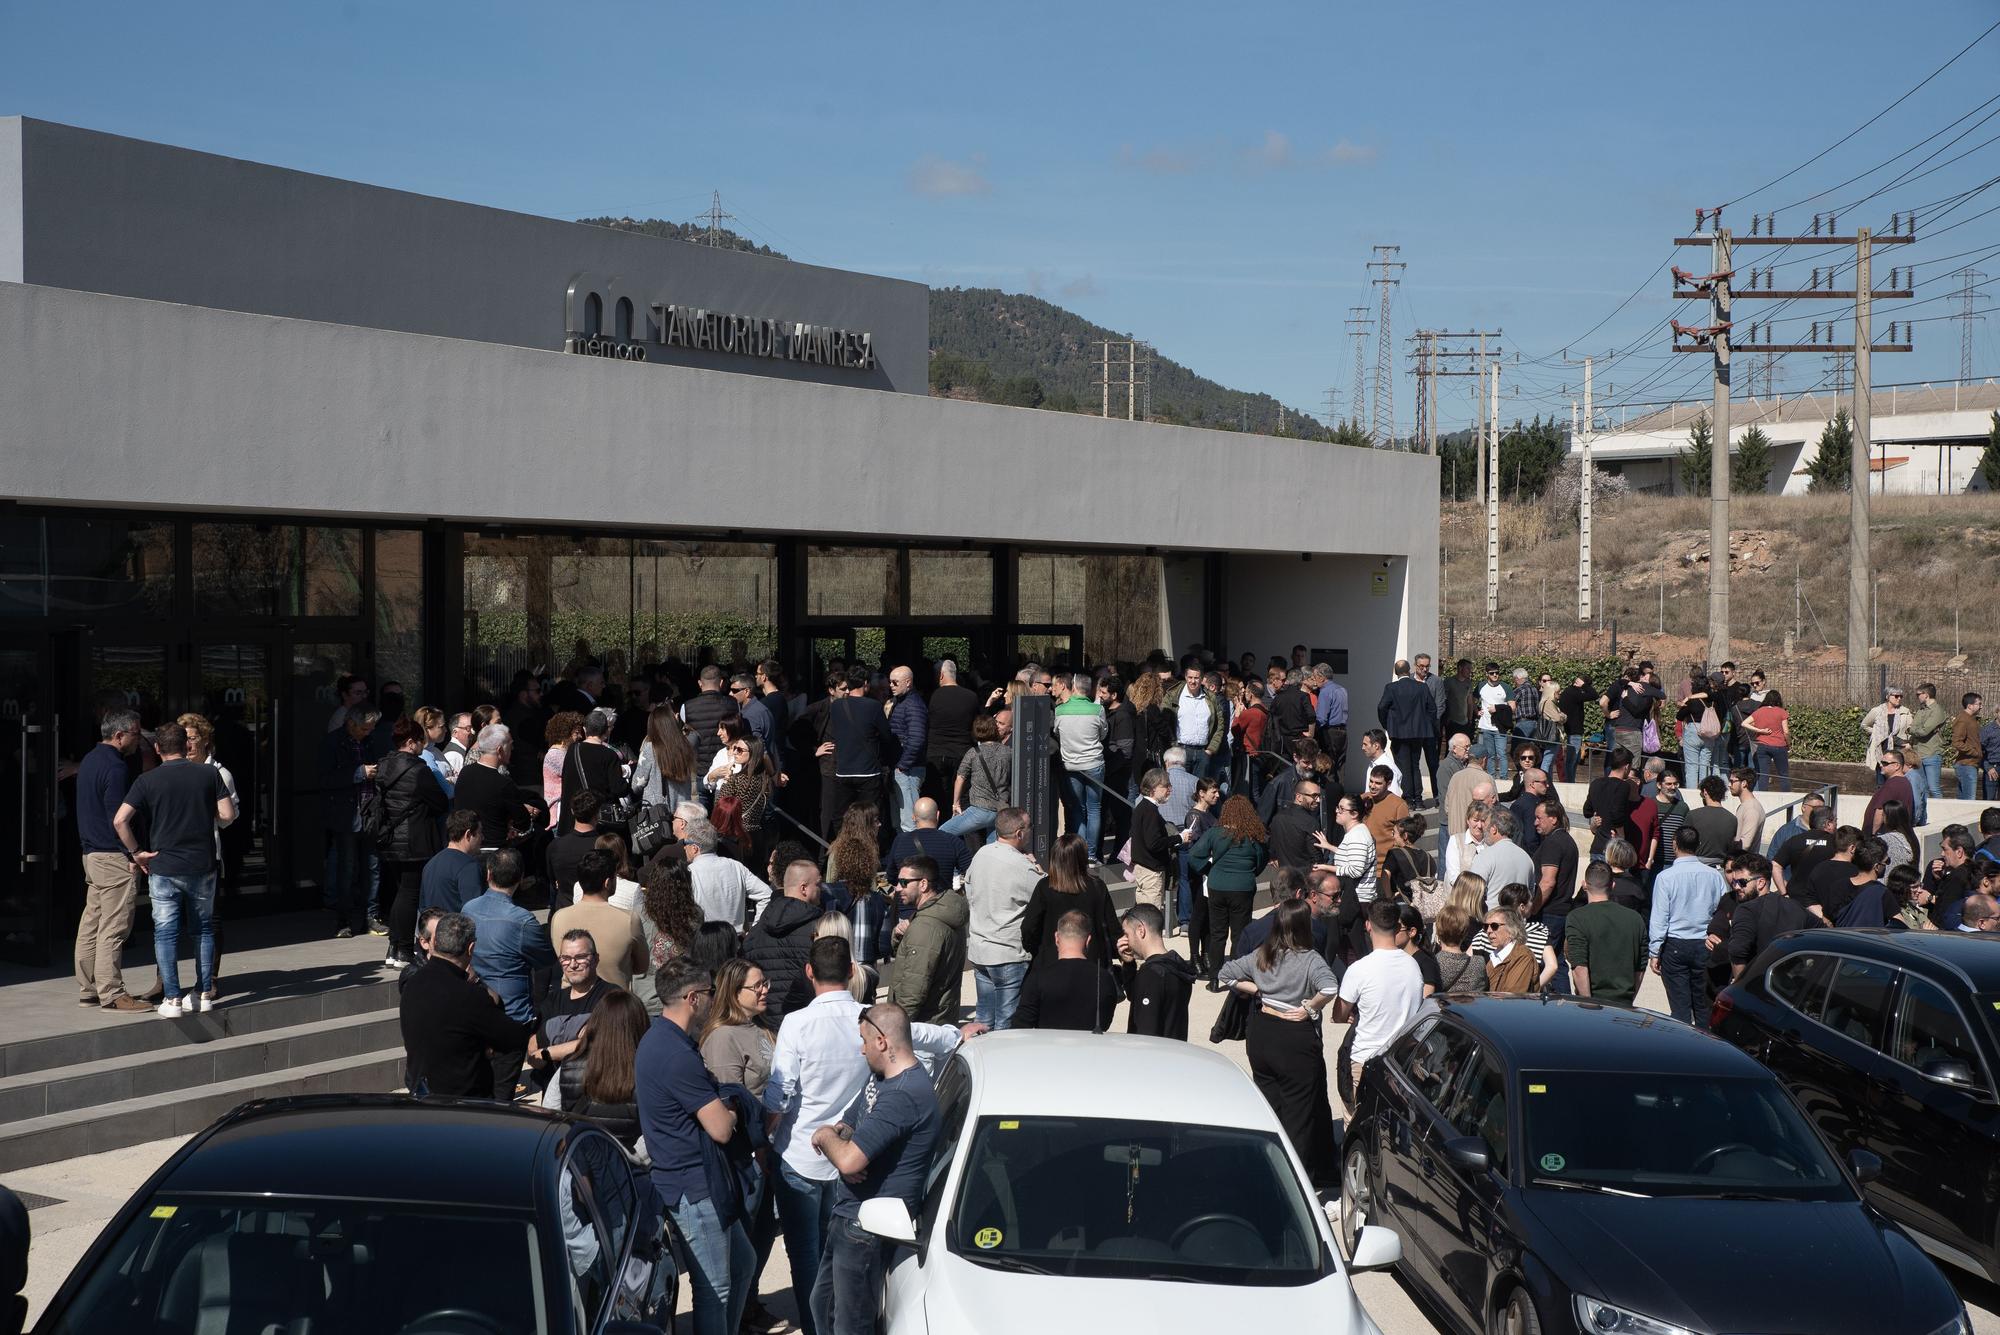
[{"xmin": 155, "ymin": 994, "xmax": 216, "ymax": 1018}]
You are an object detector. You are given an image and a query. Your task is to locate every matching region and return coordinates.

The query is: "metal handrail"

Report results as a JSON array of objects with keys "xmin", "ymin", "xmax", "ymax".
[
  {"xmin": 767, "ymin": 802, "xmax": 830, "ymax": 852},
  {"xmin": 1072, "ymin": 767, "xmax": 1135, "ymax": 811}
]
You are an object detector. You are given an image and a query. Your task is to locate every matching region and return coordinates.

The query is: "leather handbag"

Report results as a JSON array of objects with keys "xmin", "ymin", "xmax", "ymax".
[
  {"xmin": 1208, "ymin": 987, "xmax": 1251, "ymax": 1044},
  {"xmin": 630, "ymin": 803, "xmax": 675, "ymax": 859}
]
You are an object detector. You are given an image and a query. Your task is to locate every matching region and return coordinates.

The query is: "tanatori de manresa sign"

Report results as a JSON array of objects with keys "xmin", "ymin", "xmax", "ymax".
[{"xmin": 563, "ymin": 274, "xmax": 877, "ymax": 371}]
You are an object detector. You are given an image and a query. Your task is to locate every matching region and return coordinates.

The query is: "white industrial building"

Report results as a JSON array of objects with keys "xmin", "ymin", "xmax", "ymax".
[{"xmin": 1574, "ymin": 383, "xmax": 2000, "ymax": 495}]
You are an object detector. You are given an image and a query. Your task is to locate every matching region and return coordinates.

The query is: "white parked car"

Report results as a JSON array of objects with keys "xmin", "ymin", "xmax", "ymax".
[{"xmin": 854, "ymin": 1030, "xmax": 1399, "ymax": 1334}]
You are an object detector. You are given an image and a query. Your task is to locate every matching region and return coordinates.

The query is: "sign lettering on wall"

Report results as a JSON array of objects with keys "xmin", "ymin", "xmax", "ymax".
[{"xmin": 562, "ymin": 274, "xmax": 876, "ymax": 372}]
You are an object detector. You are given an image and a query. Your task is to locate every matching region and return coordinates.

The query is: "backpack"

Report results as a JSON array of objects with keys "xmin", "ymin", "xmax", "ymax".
[
  {"xmin": 1695, "ymin": 705, "xmax": 1722, "ymax": 741},
  {"xmin": 1392, "ymin": 848, "xmax": 1449, "ymax": 923},
  {"xmin": 358, "ymin": 761, "xmax": 413, "ymax": 850}
]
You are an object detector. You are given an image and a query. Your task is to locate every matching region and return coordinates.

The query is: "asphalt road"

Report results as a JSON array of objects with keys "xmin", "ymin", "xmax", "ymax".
[{"xmin": 17, "ymin": 951, "xmax": 2000, "ymax": 1332}]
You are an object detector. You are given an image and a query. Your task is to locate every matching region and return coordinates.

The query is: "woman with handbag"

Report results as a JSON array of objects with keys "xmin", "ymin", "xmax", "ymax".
[
  {"xmin": 631, "ymin": 703, "xmax": 696, "ymax": 814},
  {"xmin": 715, "ymin": 737, "xmax": 775, "ymax": 870},
  {"xmin": 1535, "ymin": 673, "xmax": 1566, "ymax": 777},
  {"xmin": 1215, "ymin": 899, "xmax": 1339, "ymax": 1189},
  {"xmin": 1184, "ymin": 795, "xmax": 1269, "ymax": 985},
  {"xmin": 560, "ymin": 710, "xmax": 633, "ymax": 836},
  {"xmin": 542, "ymin": 711, "xmax": 584, "ymax": 830},
  {"xmin": 1677, "ymin": 675, "xmax": 1724, "ymax": 789},
  {"xmin": 1383, "ymin": 815, "xmax": 1444, "ymax": 919}
]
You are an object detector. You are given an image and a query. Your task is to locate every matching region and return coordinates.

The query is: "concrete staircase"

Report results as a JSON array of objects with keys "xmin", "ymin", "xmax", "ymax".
[{"xmin": 0, "ymin": 975, "xmax": 405, "ymax": 1171}]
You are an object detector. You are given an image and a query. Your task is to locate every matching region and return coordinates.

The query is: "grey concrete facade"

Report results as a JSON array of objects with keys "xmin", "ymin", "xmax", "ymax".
[{"xmin": 0, "ymin": 117, "xmax": 926, "ymax": 393}]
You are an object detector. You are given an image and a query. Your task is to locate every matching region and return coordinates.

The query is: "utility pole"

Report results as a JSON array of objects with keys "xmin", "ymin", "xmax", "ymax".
[
  {"xmin": 1852, "ymin": 229, "xmax": 1872, "ymax": 694},
  {"xmin": 1486, "ymin": 361, "xmax": 1501, "ymax": 617},
  {"xmin": 1580, "ymin": 357, "xmax": 1595, "ymax": 622},
  {"xmin": 702, "ymin": 191, "xmax": 735, "ymax": 247},
  {"xmin": 1367, "ymin": 245, "xmax": 1406, "ymax": 446},
  {"xmin": 1127, "ymin": 341, "xmax": 1137, "ymax": 421},
  {"xmin": 1411, "ymin": 334, "xmax": 1430, "ymax": 456},
  {"xmin": 1710, "ymin": 229, "xmax": 1732, "ymax": 670},
  {"xmin": 1100, "ymin": 340, "xmax": 1110, "ymax": 418},
  {"xmin": 1477, "ymin": 332, "xmax": 1489, "ymax": 508},
  {"xmin": 1956, "ymin": 268, "xmax": 1988, "ymax": 406},
  {"xmin": 1675, "ymin": 208, "xmax": 1913, "ymax": 696},
  {"xmin": 1321, "ymin": 387, "xmax": 1341, "ymax": 429},
  {"xmin": 1346, "ymin": 307, "xmax": 1372, "ymax": 434}
]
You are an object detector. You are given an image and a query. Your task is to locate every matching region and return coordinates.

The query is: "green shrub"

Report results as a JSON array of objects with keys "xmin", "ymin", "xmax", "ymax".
[{"xmin": 1785, "ymin": 704, "xmax": 1867, "ymax": 764}]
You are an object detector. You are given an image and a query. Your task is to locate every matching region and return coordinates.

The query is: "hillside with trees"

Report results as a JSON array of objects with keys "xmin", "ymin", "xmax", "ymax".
[
  {"xmin": 578, "ymin": 216, "xmax": 784, "ymax": 257},
  {"xmin": 928, "ymin": 287, "xmax": 1336, "ymax": 439}
]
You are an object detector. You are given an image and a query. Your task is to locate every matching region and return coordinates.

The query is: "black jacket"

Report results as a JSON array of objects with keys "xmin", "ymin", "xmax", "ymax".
[
  {"xmin": 560, "ymin": 740, "xmax": 630, "ymax": 834},
  {"xmin": 926, "ymin": 684, "xmax": 980, "ymax": 769},
  {"xmin": 1013, "ymin": 957, "xmax": 1123, "ymax": 1032},
  {"xmin": 1125, "ymin": 951, "xmax": 1198, "ymax": 1040},
  {"xmin": 1377, "ymin": 677, "xmax": 1438, "ymax": 740},
  {"xmin": 544, "ymin": 829, "xmax": 599, "ymax": 915},
  {"xmin": 1728, "ymin": 892, "xmax": 1815, "ymax": 967},
  {"xmin": 452, "ymin": 762, "xmax": 543, "ymax": 849},
  {"xmin": 1266, "ymin": 804, "xmax": 1324, "ymax": 877},
  {"xmin": 744, "ymin": 893, "xmax": 824, "ymax": 1022},
  {"xmin": 1269, "ymin": 686, "xmax": 1316, "ymax": 756},
  {"xmin": 375, "ymin": 750, "xmax": 450, "ymax": 863},
  {"xmin": 1022, "ymin": 880, "xmax": 1123, "ymax": 969},
  {"xmin": 1131, "ymin": 799, "xmax": 1176, "ymax": 872},
  {"xmin": 682, "ymin": 689, "xmax": 734, "ymax": 777},
  {"xmin": 829, "ymin": 696, "xmax": 897, "ymax": 777},
  {"xmin": 558, "ymin": 1059, "xmax": 643, "ymax": 1150},
  {"xmin": 1102, "ymin": 702, "xmax": 1139, "ymax": 779},
  {"xmin": 399, "ymin": 956, "xmax": 534, "ymax": 1100}
]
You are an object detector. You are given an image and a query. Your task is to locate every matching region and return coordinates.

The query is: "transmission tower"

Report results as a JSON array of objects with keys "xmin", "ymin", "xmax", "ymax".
[
  {"xmin": 1345, "ymin": 307, "xmax": 1372, "ymax": 432},
  {"xmin": 1367, "ymin": 245, "xmax": 1406, "ymax": 446},
  {"xmin": 1956, "ymin": 268, "xmax": 1988, "ymax": 384},
  {"xmin": 1321, "ymin": 387, "xmax": 1341, "ymax": 428},
  {"xmin": 702, "ymin": 191, "xmax": 736, "ymax": 247}
]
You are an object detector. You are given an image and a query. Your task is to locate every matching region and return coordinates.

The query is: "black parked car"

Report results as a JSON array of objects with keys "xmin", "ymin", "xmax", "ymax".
[
  {"xmin": 1341, "ymin": 994, "xmax": 1965, "ymax": 1335},
  {"xmin": 22, "ymin": 1095, "xmax": 667, "ymax": 1335},
  {"xmin": 1715, "ymin": 927, "xmax": 2000, "ymax": 1284}
]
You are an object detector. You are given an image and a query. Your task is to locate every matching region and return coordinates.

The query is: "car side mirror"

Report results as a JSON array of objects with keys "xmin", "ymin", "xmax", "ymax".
[
  {"xmin": 857, "ymin": 1196, "xmax": 919, "ymax": 1247},
  {"xmin": 1442, "ymin": 1136, "xmax": 1491, "ymax": 1173},
  {"xmin": 1921, "ymin": 1058, "xmax": 1981, "ymax": 1092},
  {"xmin": 1849, "ymin": 1148, "xmax": 1883, "ymax": 1185},
  {"xmin": 1348, "ymin": 1224, "xmax": 1402, "ymax": 1272}
]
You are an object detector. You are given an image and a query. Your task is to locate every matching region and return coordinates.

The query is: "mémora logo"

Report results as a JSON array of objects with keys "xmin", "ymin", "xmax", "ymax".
[{"xmin": 563, "ymin": 273, "xmax": 876, "ymax": 371}]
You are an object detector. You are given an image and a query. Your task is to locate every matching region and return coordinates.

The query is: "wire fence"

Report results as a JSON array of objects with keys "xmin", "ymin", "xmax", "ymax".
[{"xmin": 1440, "ymin": 618, "xmax": 2000, "ymax": 709}]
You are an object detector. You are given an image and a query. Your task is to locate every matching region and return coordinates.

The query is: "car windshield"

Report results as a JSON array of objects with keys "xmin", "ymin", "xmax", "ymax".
[
  {"xmin": 45, "ymin": 1195, "xmax": 548, "ymax": 1334},
  {"xmin": 1520, "ymin": 1071, "xmax": 1851, "ymax": 1201},
  {"xmin": 947, "ymin": 1115, "xmax": 1327, "ymax": 1285}
]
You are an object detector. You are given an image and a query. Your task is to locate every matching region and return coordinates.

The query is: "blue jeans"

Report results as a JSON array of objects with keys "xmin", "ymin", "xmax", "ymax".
[
  {"xmin": 1061, "ymin": 766, "xmax": 1103, "ymax": 860},
  {"xmin": 1473, "ymin": 728, "xmax": 1509, "ymax": 781},
  {"xmin": 774, "ymin": 1165, "xmax": 836, "ymax": 1335},
  {"xmin": 1754, "ymin": 745, "xmax": 1792, "ymax": 793},
  {"xmin": 322, "ymin": 830, "xmax": 371, "ymax": 928},
  {"xmin": 669, "ymin": 1194, "xmax": 753, "ymax": 1335},
  {"xmin": 1539, "ymin": 912, "xmax": 1570, "ymax": 994},
  {"xmin": 1955, "ymin": 763, "xmax": 1981, "ymax": 801},
  {"xmin": 939, "ymin": 805, "xmax": 999, "ymax": 844},
  {"xmin": 1916, "ymin": 754, "xmax": 1944, "ymax": 800},
  {"xmin": 1681, "ymin": 735, "xmax": 1715, "ymax": 789},
  {"xmin": 973, "ymin": 961, "xmax": 1030, "ymax": 1029},
  {"xmin": 890, "ymin": 767, "xmax": 926, "ymax": 832},
  {"xmin": 149, "ymin": 871, "xmax": 218, "ymax": 1001},
  {"xmin": 811, "ymin": 1213, "xmax": 888, "ymax": 1335},
  {"xmin": 1658, "ymin": 937, "xmax": 1711, "ymax": 1029}
]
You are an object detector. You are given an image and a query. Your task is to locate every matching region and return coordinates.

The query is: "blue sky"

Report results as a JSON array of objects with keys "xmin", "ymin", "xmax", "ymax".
[{"xmin": 5, "ymin": 0, "xmax": 1999, "ymax": 436}]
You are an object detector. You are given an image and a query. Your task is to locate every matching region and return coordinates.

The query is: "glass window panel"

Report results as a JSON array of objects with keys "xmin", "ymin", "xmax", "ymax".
[
  {"xmin": 193, "ymin": 523, "xmax": 293, "ymax": 618},
  {"xmin": 43, "ymin": 517, "xmax": 174, "ymax": 616},
  {"xmin": 551, "ymin": 540, "xmax": 634, "ymax": 681},
  {"xmin": 463, "ymin": 535, "xmax": 565, "ymax": 706},
  {"xmin": 88, "ymin": 643, "xmax": 170, "ymax": 729},
  {"xmin": 1015, "ymin": 553, "xmax": 1084, "ymax": 625},
  {"xmin": 908, "ymin": 550, "xmax": 991, "ymax": 618},
  {"xmin": 633, "ymin": 540, "xmax": 778, "ymax": 666},
  {"xmin": 303, "ymin": 527, "xmax": 362, "ymax": 617},
  {"xmin": 0, "ymin": 518, "xmax": 45, "ymax": 615},
  {"xmin": 374, "ymin": 531, "xmax": 424, "ymax": 701},
  {"xmin": 806, "ymin": 546, "xmax": 898, "ymax": 619}
]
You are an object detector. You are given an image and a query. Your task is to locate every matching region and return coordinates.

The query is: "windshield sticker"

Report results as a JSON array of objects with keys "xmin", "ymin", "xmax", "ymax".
[
  {"xmin": 974, "ymin": 1227, "xmax": 1003, "ymax": 1250},
  {"xmin": 1539, "ymin": 1153, "xmax": 1566, "ymax": 1174},
  {"xmin": 150, "ymin": 1205, "xmax": 177, "ymax": 1219},
  {"xmin": 1528, "ymin": 1083, "xmax": 1547, "ymax": 1094},
  {"xmin": 998, "ymin": 1120, "xmax": 1019, "ymax": 1130}
]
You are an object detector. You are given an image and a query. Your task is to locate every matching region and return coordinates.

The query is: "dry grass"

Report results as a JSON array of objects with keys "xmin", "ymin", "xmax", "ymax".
[{"xmin": 1442, "ymin": 492, "xmax": 2000, "ymax": 665}]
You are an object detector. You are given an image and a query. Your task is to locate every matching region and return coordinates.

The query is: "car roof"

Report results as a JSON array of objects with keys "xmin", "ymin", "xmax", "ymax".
[
  {"xmin": 1436, "ymin": 994, "xmax": 1771, "ymax": 1077},
  {"xmin": 957, "ymin": 1031, "xmax": 1281, "ymax": 1129},
  {"xmin": 156, "ymin": 1095, "xmax": 570, "ymax": 1207},
  {"xmin": 1769, "ymin": 927, "xmax": 2000, "ymax": 991}
]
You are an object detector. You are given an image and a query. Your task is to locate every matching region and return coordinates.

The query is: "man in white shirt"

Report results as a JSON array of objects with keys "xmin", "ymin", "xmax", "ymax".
[
  {"xmin": 1470, "ymin": 807, "xmax": 1537, "ymax": 907},
  {"xmin": 1333, "ymin": 902, "xmax": 1426, "ymax": 1103},
  {"xmin": 1474, "ymin": 661, "xmax": 1512, "ymax": 782},
  {"xmin": 963, "ymin": 807, "xmax": 1041, "ymax": 1029},
  {"xmin": 1358, "ymin": 729, "xmax": 1402, "ymax": 798},
  {"xmin": 764, "ymin": 936, "xmax": 975, "ymax": 1335},
  {"xmin": 684, "ymin": 818, "xmax": 771, "ymax": 931}
]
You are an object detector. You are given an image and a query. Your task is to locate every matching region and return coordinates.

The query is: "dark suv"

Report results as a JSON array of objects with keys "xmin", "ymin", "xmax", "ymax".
[{"xmin": 1714, "ymin": 927, "xmax": 2000, "ymax": 1282}]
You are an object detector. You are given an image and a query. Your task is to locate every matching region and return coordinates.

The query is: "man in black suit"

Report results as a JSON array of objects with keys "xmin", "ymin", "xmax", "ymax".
[{"xmin": 400, "ymin": 912, "xmax": 533, "ymax": 1099}]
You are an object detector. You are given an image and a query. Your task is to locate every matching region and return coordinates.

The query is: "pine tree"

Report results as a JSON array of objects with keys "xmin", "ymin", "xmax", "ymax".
[
  {"xmin": 1678, "ymin": 414, "xmax": 1713, "ymax": 496},
  {"xmin": 1733, "ymin": 425, "xmax": 1774, "ymax": 493},
  {"xmin": 1806, "ymin": 409, "xmax": 1854, "ymax": 493},
  {"xmin": 1331, "ymin": 419, "xmax": 1373, "ymax": 448},
  {"xmin": 1980, "ymin": 411, "xmax": 2000, "ymax": 492}
]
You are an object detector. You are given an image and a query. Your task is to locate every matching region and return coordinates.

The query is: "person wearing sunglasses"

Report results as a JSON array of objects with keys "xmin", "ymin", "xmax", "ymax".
[
  {"xmin": 887, "ymin": 856, "xmax": 969, "ymax": 1025},
  {"xmin": 1482, "ymin": 909, "xmax": 1537, "ymax": 994},
  {"xmin": 1957, "ymin": 892, "xmax": 2000, "ymax": 933}
]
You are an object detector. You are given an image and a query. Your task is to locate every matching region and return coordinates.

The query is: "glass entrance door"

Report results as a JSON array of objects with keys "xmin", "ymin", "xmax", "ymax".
[
  {"xmin": 190, "ymin": 642, "xmax": 277, "ymax": 907},
  {"xmin": 0, "ymin": 644, "xmax": 56, "ymax": 964},
  {"xmin": 282, "ymin": 642, "xmax": 361, "ymax": 899}
]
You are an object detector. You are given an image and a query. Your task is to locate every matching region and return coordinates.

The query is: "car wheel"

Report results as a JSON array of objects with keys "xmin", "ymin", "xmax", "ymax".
[
  {"xmin": 1490, "ymin": 1286, "xmax": 1542, "ymax": 1335},
  {"xmin": 1340, "ymin": 1140, "xmax": 1373, "ymax": 1258}
]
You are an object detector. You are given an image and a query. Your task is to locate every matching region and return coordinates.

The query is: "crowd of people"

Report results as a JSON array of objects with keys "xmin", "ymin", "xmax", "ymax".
[{"xmin": 73, "ymin": 636, "xmax": 2000, "ymax": 1333}]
